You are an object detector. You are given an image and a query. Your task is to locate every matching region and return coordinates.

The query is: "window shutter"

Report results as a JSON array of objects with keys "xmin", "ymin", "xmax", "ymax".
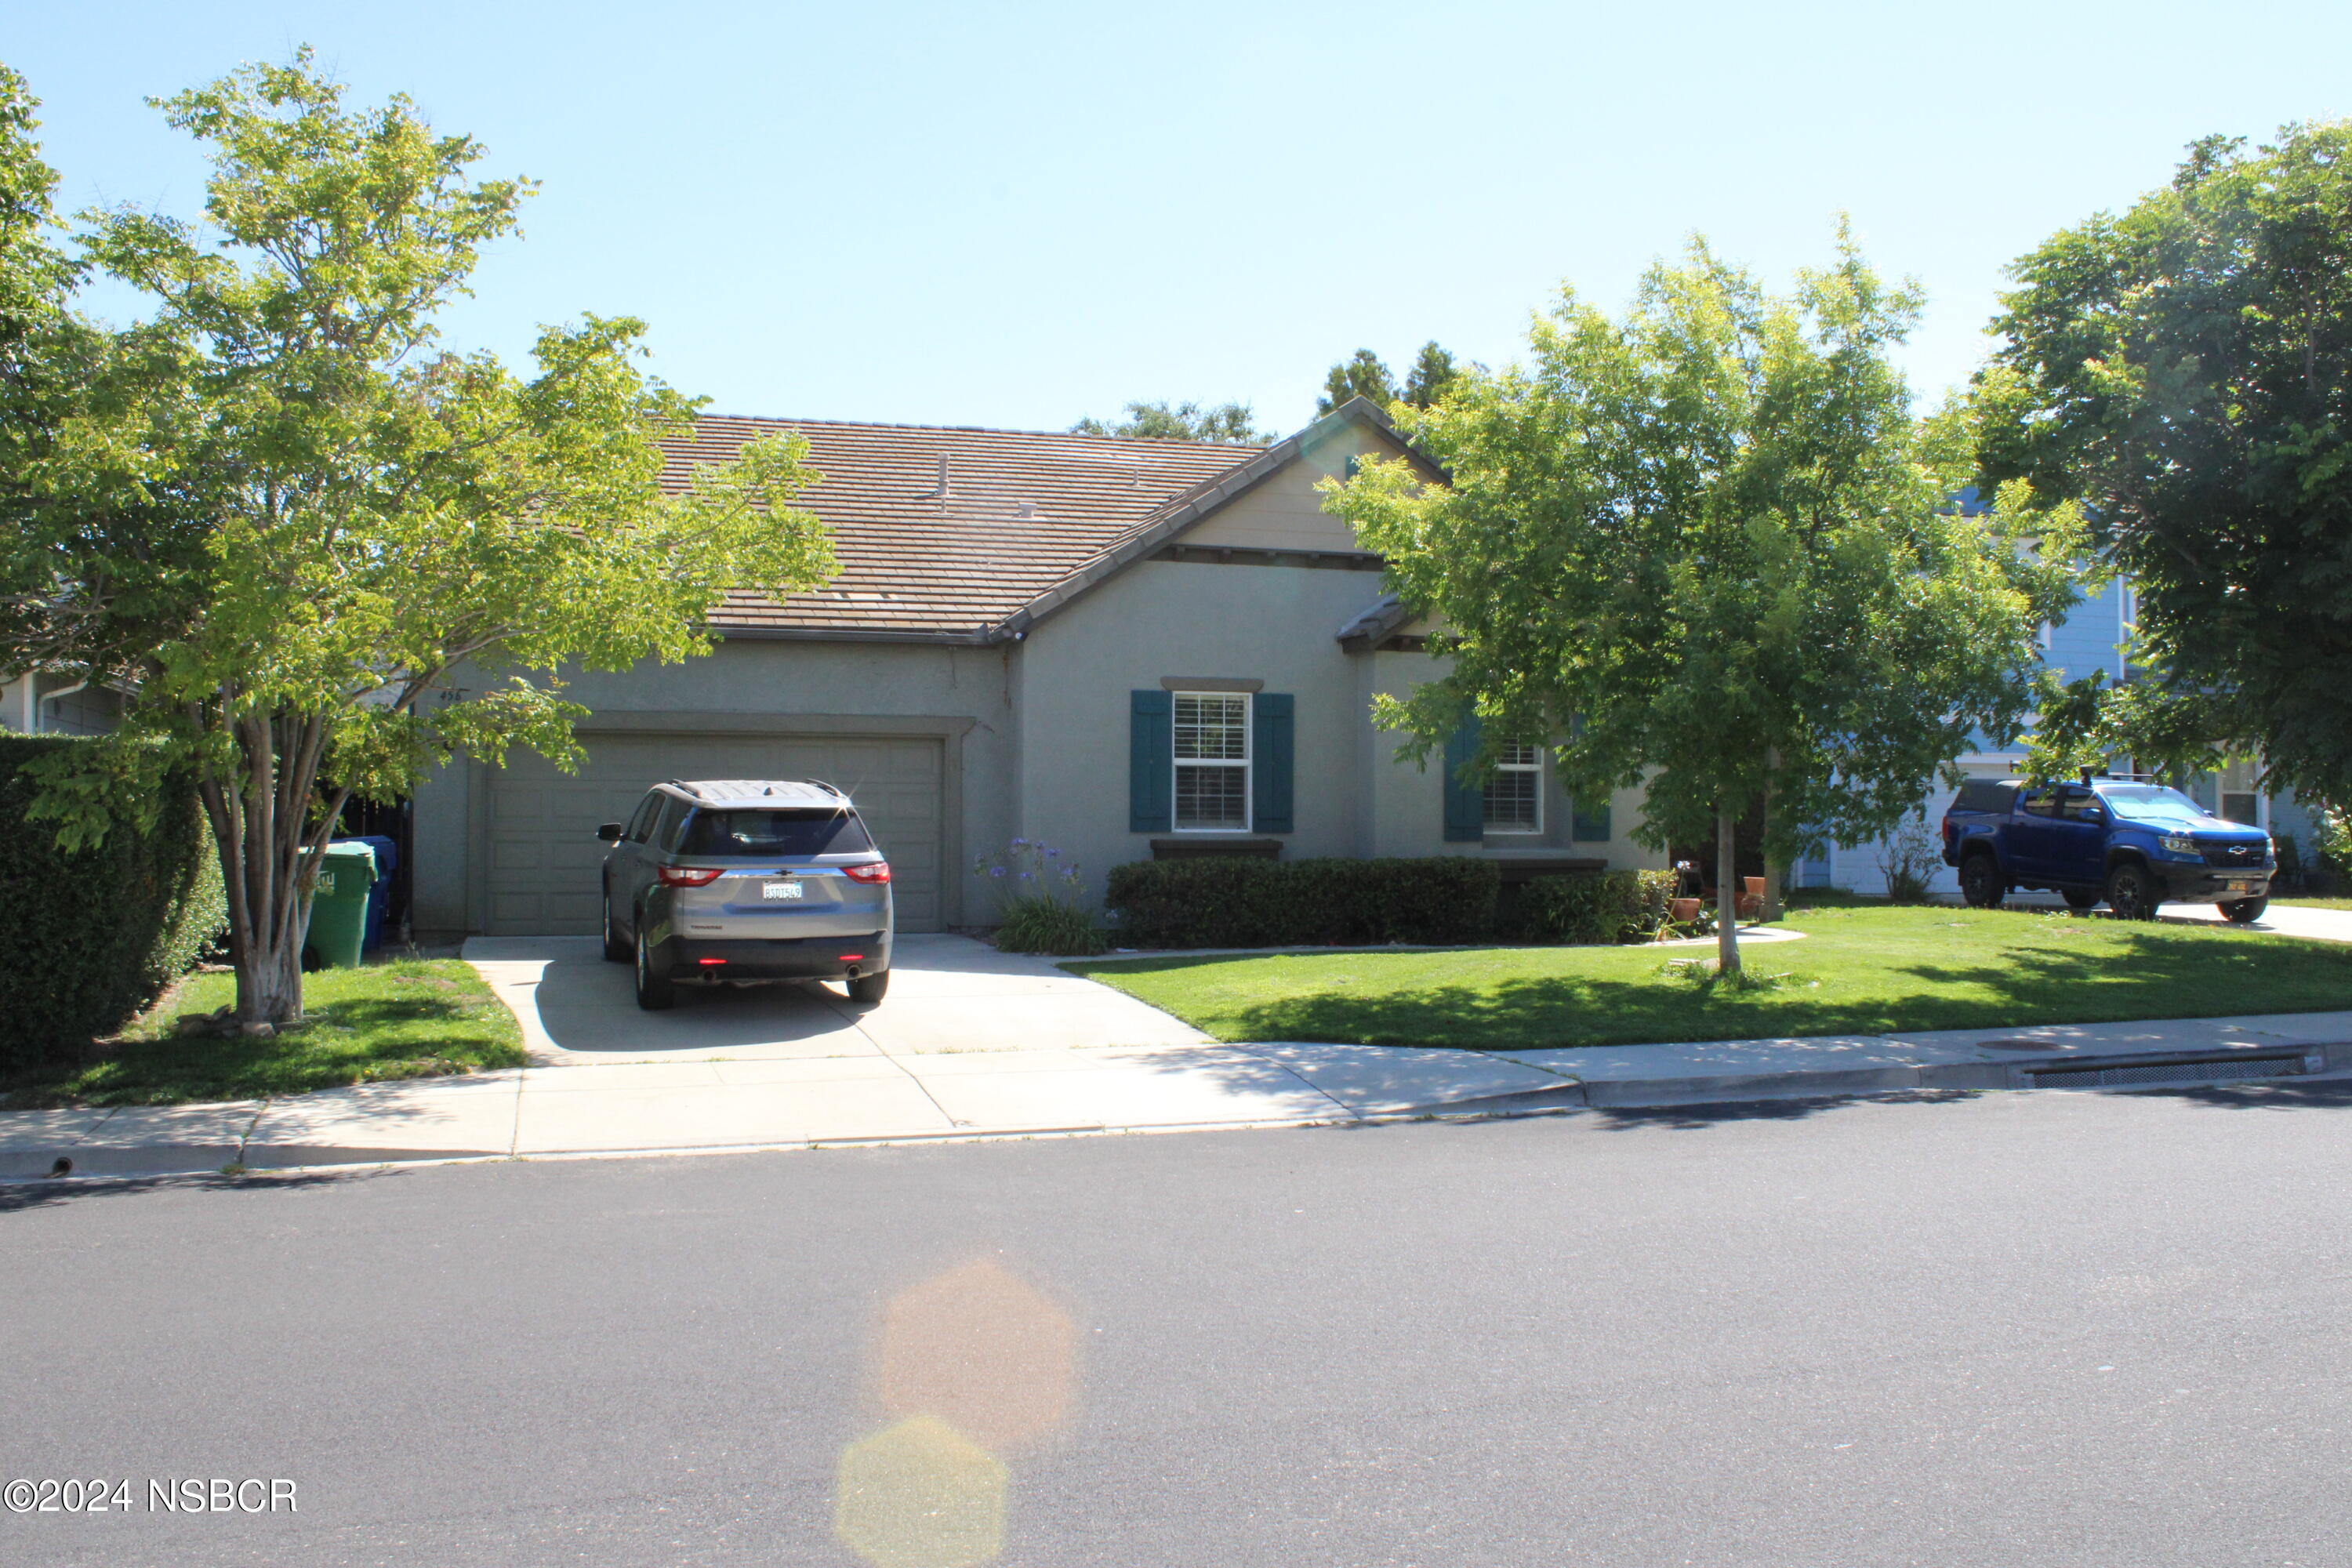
[
  {"xmin": 1129, "ymin": 689, "xmax": 1172, "ymax": 833},
  {"xmin": 1566, "ymin": 714, "xmax": 1609, "ymax": 840},
  {"xmin": 1253, "ymin": 693, "xmax": 1294, "ymax": 833},
  {"xmin": 1442, "ymin": 713, "xmax": 1484, "ymax": 842}
]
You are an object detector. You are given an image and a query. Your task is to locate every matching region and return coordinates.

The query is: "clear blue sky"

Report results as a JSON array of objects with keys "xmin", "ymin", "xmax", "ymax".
[{"xmin": 13, "ymin": 2, "xmax": 2351, "ymax": 436}]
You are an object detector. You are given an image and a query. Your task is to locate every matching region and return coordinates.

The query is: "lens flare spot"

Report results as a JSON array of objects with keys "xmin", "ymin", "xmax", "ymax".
[
  {"xmin": 834, "ymin": 1414, "xmax": 1007, "ymax": 1568},
  {"xmin": 878, "ymin": 1258, "xmax": 1076, "ymax": 1453}
]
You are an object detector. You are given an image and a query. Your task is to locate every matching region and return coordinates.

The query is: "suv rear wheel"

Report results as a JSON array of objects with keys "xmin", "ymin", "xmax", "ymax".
[
  {"xmin": 2220, "ymin": 896, "xmax": 2269, "ymax": 924},
  {"xmin": 633, "ymin": 921, "xmax": 677, "ymax": 1011},
  {"xmin": 1959, "ymin": 853, "xmax": 2005, "ymax": 909},
  {"xmin": 846, "ymin": 971, "xmax": 890, "ymax": 1006},
  {"xmin": 2104, "ymin": 861, "xmax": 2160, "ymax": 920}
]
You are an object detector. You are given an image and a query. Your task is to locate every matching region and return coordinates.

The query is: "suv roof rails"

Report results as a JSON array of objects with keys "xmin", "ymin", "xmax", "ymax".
[{"xmin": 805, "ymin": 778, "xmax": 844, "ymax": 799}]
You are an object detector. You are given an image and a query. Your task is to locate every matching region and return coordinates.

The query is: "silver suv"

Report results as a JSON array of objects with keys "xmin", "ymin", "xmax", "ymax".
[{"xmin": 596, "ymin": 779, "xmax": 894, "ymax": 1011}]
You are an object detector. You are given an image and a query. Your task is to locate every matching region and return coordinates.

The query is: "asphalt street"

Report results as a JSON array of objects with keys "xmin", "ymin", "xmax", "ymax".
[{"xmin": 5, "ymin": 1083, "xmax": 2352, "ymax": 1567}]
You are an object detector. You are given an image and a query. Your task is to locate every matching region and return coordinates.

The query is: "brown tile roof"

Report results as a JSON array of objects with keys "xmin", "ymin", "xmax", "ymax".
[{"xmin": 661, "ymin": 416, "xmax": 1268, "ymax": 641}]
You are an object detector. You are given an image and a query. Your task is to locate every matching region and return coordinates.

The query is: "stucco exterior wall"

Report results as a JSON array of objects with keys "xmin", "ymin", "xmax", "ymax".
[
  {"xmin": 1014, "ymin": 557, "xmax": 1661, "ymax": 910},
  {"xmin": 1013, "ymin": 557, "xmax": 1389, "ymax": 897},
  {"xmin": 1180, "ymin": 434, "xmax": 1367, "ymax": 554},
  {"xmin": 408, "ymin": 637, "xmax": 1016, "ymax": 941}
]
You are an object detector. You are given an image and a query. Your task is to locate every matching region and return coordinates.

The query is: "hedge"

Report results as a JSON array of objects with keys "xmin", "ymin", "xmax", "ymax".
[
  {"xmin": 0, "ymin": 735, "xmax": 227, "ymax": 1073},
  {"xmin": 1102, "ymin": 857, "xmax": 1686, "ymax": 952},
  {"xmin": 1499, "ymin": 868, "xmax": 1680, "ymax": 946},
  {"xmin": 1104, "ymin": 856, "xmax": 1501, "ymax": 949}
]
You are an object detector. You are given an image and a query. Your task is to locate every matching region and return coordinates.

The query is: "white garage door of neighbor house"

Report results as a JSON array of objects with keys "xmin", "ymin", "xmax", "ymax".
[{"xmin": 483, "ymin": 732, "xmax": 946, "ymax": 935}]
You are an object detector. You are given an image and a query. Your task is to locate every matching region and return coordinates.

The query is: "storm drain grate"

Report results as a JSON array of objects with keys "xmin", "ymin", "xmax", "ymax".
[{"xmin": 2024, "ymin": 1054, "xmax": 2318, "ymax": 1091}]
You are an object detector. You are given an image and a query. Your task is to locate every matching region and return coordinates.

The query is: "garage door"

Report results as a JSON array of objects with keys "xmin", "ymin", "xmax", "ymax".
[{"xmin": 483, "ymin": 732, "xmax": 945, "ymax": 934}]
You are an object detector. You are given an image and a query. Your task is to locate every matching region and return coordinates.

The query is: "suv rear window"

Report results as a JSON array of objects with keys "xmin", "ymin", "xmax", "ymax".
[
  {"xmin": 1952, "ymin": 781, "xmax": 2017, "ymax": 814},
  {"xmin": 675, "ymin": 808, "xmax": 873, "ymax": 857}
]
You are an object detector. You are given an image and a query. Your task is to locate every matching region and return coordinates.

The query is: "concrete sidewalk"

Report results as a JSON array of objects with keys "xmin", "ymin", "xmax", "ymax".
[{"xmin": 9, "ymin": 1007, "xmax": 2352, "ymax": 1181}]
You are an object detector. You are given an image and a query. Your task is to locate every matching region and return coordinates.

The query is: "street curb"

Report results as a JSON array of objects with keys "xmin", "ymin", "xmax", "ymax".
[
  {"xmin": 1417, "ymin": 1040, "xmax": 2352, "ymax": 1112},
  {"xmin": 13, "ymin": 1036, "xmax": 2351, "ymax": 1185}
]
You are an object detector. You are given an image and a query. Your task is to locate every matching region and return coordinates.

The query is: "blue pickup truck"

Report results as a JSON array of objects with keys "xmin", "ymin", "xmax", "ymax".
[{"xmin": 1941, "ymin": 773, "xmax": 2275, "ymax": 921}]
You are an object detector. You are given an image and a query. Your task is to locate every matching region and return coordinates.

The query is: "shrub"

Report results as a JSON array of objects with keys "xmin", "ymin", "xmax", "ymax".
[
  {"xmin": 1104, "ymin": 856, "xmax": 1501, "ymax": 949},
  {"xmin": 975, "ymin": 837, "xmax": 1107, "ymax": 953},
  {"xmin": 1501, "ymin": 869, "xmax": 1679, "ymax": 945},
  {"xmin": 1875, "ymin": 810, "xmax": 1942, "ymax": 903},
  {"xmin": 994, "ymin": 894, "xmax": 1109, "ymax": 956},
  {"xmin": 0, "ymin": 735, "xmax": 227, "ymax": 1075}
]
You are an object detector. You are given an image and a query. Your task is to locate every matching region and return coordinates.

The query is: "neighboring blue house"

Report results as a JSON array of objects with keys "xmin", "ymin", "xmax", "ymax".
[{"xmin": 1802, "ymin": 492, "xmax": 2319, "ymax": 898}]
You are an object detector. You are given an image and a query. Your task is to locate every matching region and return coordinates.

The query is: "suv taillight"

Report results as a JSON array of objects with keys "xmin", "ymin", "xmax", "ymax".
[
  {"xmin": 657, "ymin": 866, "xmax": 724, "ymax": 887},
  {"xmin": 843, "ymin": 862, "xmax": 891, "ymax": 884}
]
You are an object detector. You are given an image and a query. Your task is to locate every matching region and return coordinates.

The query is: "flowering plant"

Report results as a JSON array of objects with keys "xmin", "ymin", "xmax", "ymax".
[
  {"xmin": 972, "ymin": 839, "xmax": 1105, "ymax": 955},
  {"xmin": 972, "ymin": 838, "xmax": 1086, "ymax": 907}
]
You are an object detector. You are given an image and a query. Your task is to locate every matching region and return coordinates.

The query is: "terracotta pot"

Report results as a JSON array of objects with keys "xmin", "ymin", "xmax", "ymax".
[{"xmin": 1669, "ymin": 897, "xmax": 1702, "ymax": 923}]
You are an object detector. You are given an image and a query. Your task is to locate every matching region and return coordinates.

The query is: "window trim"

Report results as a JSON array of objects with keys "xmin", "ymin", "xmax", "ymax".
[
  {"xmin": 1482, "ymin": 742, "xmax": 1544, "ymax": 835},
  {"xmin": 1171, "ymin": 690, "xmax": 1252, "ymax": 833}
]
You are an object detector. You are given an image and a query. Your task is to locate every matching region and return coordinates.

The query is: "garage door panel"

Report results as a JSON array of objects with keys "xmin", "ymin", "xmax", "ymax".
[{"xmin": 483, "ymin": 731, "xmax": 946, "ymax": 935}]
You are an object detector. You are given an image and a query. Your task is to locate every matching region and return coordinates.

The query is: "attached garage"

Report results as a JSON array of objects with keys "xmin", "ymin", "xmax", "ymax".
[{"xmin": 481, "ymin": 730, "xmax": 947, "ymax": 935}]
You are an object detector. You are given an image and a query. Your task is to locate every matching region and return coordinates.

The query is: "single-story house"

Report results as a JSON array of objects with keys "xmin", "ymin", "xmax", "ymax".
[{"xmin": 408, "ymin": 397, "xmax": 1657, "ymax": 942}]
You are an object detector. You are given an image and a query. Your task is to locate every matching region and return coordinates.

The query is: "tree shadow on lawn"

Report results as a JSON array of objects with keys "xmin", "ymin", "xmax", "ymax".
[
  {"xmin": 1207, "ymin": 927, "xmax": 2352, "ymax": 1051},
  {"xmin": 9, "ymin": 990, "xmax": 523, "ymax": 1108}
]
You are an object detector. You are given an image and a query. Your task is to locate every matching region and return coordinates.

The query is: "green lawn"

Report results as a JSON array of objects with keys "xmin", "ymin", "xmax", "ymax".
[
  {"xmin": 2, "ymin": 958, "xmax": 526, "ymax": 1109},
  {"xmin": 1068, "ymin": 905, "xmax": 2352, "ymax": 1052}
]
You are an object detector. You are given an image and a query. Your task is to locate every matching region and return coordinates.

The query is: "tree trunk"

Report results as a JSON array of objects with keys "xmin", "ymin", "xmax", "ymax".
[
  {"xmin": 1761, "ymin": 746, "xmax": 1787, "ymax": 923},
  {"xmin": 1715, "ymin": 806, "xmax": 1742, "ymax": 978},
  {"xmin": 192, "ymin": 703, "xmax": 348, "ymax": 1029}
]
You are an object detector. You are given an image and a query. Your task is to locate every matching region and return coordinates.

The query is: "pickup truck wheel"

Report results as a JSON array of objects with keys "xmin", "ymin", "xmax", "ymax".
[
  {"xmin": 633, "ymin": 923, "xmax": 677, "ymax": 1011},
  {"xmin": 1959, "ymin": 853, "xmax": 2005, "ymax": 909},
  {"xmin": 2105, "ymin": 862, "xmax": 2160, "ymax": 920},
  {"xmin": 2063, "ymin": 889, "xmax": 2100, "ymax": 913},
  {"xmin": 2220, "ymin": 896, "xmax": 2269, "ymax": 924}
]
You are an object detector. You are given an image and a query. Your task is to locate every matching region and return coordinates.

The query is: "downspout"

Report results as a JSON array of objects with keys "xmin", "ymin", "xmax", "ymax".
[{"xmin": 38, "ymin": 680, "xmax": 88, "ymax": 734}]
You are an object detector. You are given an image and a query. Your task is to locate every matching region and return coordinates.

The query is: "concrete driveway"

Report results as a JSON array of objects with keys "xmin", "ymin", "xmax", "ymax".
[
  {"xmin": 462, "ymin": 932, "xmax": 1211, "ymax": 1063},
  {"xmin": 2161, "ymin": 900, "xmax": 2352, "ymax": 944}
]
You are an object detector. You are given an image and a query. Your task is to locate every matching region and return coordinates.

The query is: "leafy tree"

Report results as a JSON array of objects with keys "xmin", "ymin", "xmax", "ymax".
[
  {"xmin": 1317, "ymin": 347, "xmax": 1396, "ymax": 414},
  {"xmin": 0, "ymin": 53, "xmax": 836, "ymax": 1029},
  {"xmin": 1980, "ymin": 122, "xmax": 2352, "ymax": 815},
  {"xmin": 1317, "ymin": 342, "xmax": 1465, "ymax": 416},
  {"xmin": 1329, "ymin": 238, "xmax": 2081, "ymax": 973},
  {"xmin": 1070, "ymin": 400, "xmax": 1265, "ymax": 443},
  {"xmin": 1399, "ymin": 341, "xmax": 1462, "ymax": 409}
]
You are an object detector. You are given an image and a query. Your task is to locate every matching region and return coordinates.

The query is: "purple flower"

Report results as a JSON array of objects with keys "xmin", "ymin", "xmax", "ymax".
[{"xmin": 989, "ymin": 866, "xmax": 1006, "ymax": 879}]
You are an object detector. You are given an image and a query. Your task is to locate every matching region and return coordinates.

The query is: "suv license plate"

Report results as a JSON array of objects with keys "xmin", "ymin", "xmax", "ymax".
[{"xmin": 764, "ymin": 880, "xmax": 804, "ymax": 901}]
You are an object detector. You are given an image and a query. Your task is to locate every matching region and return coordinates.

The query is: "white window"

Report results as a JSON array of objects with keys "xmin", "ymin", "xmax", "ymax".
[
  {"xmin": 1174, "ymin": 693, "xmax": 1250, "ymax": 830},
  {"xmin": 2219, "ymin": 757, "xmax": 2264, "ymax": 828},
  {"xmin": 1483, "ymin": 742, "xmax": 1543, "ymax": 833}
]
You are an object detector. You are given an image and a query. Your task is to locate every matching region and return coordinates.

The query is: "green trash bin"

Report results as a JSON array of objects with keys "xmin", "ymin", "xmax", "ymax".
[{"xmin": 302, "ymin": 840, "xmax": 378, "ymax": 970}]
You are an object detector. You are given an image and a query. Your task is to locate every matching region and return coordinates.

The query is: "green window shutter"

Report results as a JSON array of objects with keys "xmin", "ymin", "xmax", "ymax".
[
  {"xmin": 1572, "ymin": 795, "xmax": 1612, "ymax": 842},
  {"xmin": 1253, "ymin": 693, "xmax": 1294, "ymax": 833},
  {"xmin": 1129, "ymin": 690, "xmax": 1172, "ymax": 833},
  {"xmin": 1442, "ymin": 713, "xmax": 1484, "ymax": 842}
]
